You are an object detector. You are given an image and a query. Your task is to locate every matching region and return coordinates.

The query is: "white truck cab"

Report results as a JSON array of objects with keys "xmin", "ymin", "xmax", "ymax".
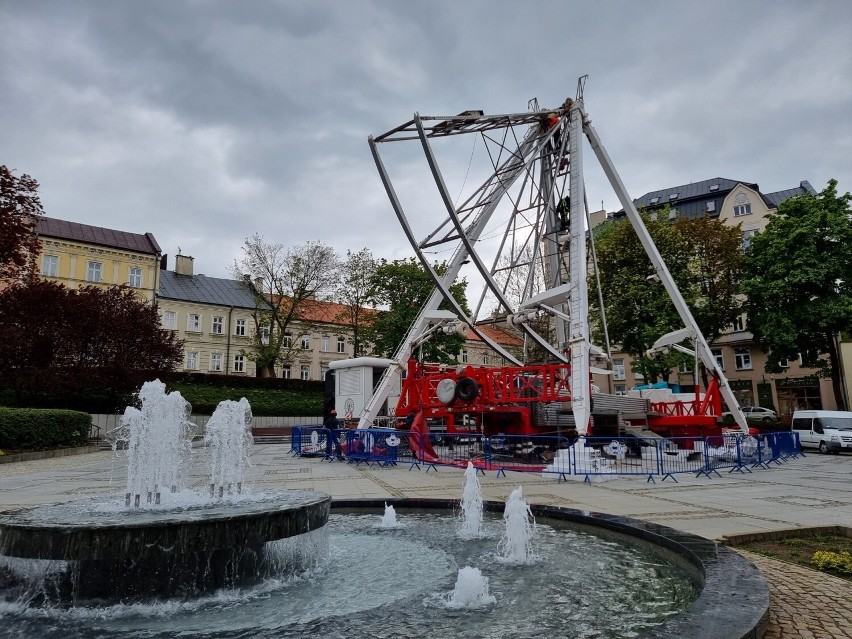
[{"xmin": 791, "ymin": 410, "xmax": 852, "ymax": 454}]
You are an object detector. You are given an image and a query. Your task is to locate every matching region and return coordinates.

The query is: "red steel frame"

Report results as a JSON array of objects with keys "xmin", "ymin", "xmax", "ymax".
[{"xmin": 396, "ymin": 358, "xmax": 726, "ymax": 439}]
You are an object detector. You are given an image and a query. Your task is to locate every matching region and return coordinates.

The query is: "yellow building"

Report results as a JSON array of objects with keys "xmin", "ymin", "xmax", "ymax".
[
  {"xmin": 36, "ymin": 217, "xmax": 161, "ymax": 301},
  {"xmin": 156, "ymin": 254, "xmax": 261, "ymax": 376}
]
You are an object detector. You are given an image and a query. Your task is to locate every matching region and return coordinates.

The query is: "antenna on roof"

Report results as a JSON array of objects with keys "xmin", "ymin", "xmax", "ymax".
[{"xmin": 177, "ymin": 246, "xmax": 182, "ymax": 255}]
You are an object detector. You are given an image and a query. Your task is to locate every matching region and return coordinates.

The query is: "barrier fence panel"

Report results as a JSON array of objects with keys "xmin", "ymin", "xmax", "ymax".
[
  {"xmin": 703, "ymin": 434, "xmax": 744, "ymax": 475},
  {"xmin": 658, "ymin": 437, "xmax": 708, "ymax": 481},
  {"xmin": 344, "ymin": 429, "xmax": 400, "ymax": 467},
  {"xmin": 411, "ymin": 433, "xmax": 488, "ymax": 472},
  {"xmin": 291, "ymin": 426, "xmax": 328, "ymax": 457},
  {"xmin": 572, "ymin": 437, "xmax": 662, "ymax": 482},
  {"xmin": 486, "ymin": 434, "xmax": 570, "ymax": 477}
]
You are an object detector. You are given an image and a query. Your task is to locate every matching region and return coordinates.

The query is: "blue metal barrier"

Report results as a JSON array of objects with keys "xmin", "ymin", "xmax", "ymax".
[
  {"xmin": 572, "ymin": 437, "xmax": 661, "ymax": 483},
  {"xmin": 344, "ymin": 429, "xmax": 400, "ymax": 467},
  {"xmin": 292, "ymin": 428, "xmax": 802, "ymax": 481},
  {"xmin": 291, "ymin": 425, "xmax": 327, "ymax": 457}
]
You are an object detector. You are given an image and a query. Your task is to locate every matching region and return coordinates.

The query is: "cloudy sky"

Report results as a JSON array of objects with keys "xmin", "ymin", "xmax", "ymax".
[{"xmin": 2, "ymin": 1, "xmax": 850, "ymax": 279}]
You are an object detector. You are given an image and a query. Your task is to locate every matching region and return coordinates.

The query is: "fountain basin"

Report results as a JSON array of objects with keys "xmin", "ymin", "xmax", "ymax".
[
  {"xmin": 0, "ymin": 490, "xmax": 330, "ymax": 602},
  {"xmin": 332, "ymin": 499, "xmax": 770, "ymax": 639}
]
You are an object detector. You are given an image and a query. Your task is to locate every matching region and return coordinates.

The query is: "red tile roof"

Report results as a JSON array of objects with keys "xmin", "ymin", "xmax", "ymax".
[{"xmin": 36, "ymin": 217, "xmax": 161, "ymax": 255}]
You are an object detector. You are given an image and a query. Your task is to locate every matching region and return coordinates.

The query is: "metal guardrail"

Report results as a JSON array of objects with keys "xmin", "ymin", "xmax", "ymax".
[{"xmin": 290, "ymin": 427, "xmax": 802, "ymax": 482}]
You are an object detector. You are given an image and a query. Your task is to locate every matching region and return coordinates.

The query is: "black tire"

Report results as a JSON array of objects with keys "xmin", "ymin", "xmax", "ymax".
[
  {"xmin": 455, "ymin": 377, "xmax": 479, "ymax": 402},
  {"xmin": 762, "ymin": 416, "xmax": 773, "ymax": 423},
  {"xmin": 819, "ymin": 441, "xmax": 829, "ymax": 454}
]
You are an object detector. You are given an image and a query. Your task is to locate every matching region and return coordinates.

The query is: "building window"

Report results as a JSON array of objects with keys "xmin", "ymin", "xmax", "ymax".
[
  {"xmin": 337, "ymin": 336, "xmax": 346, "ymax": 353},
  {"xmin": 732, "ymin": 315, "xmax": 745, "ymax": 332},
  {"xmin": 187, "ymin": 313, "xmax": 200, "ymax": 332},
  {"xmin": 284, "ymin": 332, "xmax": 293, "ymax": 348},
  {"xmin": 282, "ymin": 366, "xmax": 292, "ymax": 379},
  {"xmin": 461, "ymin": 349, "xmax": 468, "ymax": 363},
  {"xmin": 482, "ymin": 352, "xmax": 489, "ymax": 366},
  {"xmin": 712, "ymin": 348, "xmax": 724, "ymax": 370},
  {"xmin": 129, "ymin": 267, "xmax": 143, "ymax": 288},
  {"xmin": 734, "ymin": 347, "xmax": 752, "ymax": 371},
  {"xmin": 87, "ymin": 261, "xmax": 103, "ymax": 282},
  {"xmin": 669, "ymin": 193, "xmax": 678, "ymax": 200},
  {"xmin": 779, "ymin": 357, "xmax": 790, "ymax": 369},
  {"xmin": 321, "ymin": 366, "xmax": 329, "ymax": 379},
  {"xmin": 186, "ymin": 351, "xmax": 198, "ymax": 370},
  {"xmin": 212, "ymin": 316, "xmax": 223, "ymax": 334},
  {"xmin": 705, "ymin": 201, "xmax": 716, "ymax": 213},
  {"xmin": 42, "ymin": 254, "xmax": 58, "ymax": 277},
  {"xmin": 322, "ymin": 335, "xmax": 330, "ymax": 352},
  {"xmin": 260, "ymin": 326, "xmax": 270, "ymax": 345},
  {"xmin": 734, "ymin": 203, "xmax": 752, "ymax": 217},
  {"xmin": 612, "ymin": 358, "xmax": 626, "ymax": 381},
  {"xmin": 615, "ymin": 384, "xmax": 627, "ymax": 396},
  {"xmin": 235, "ymin": 319, "xmax": 246, "ymax": 336},
  {"xmin": 233, "ymin": 355, "xmax": 245, "ymax": 373},
  {"xmin": 300, "ymin": 364, "xmax": 310, "ymax": 380},
  {"xmin": 742, "ymin": 229, "xmax": 757, "ymax": 250},
  {"xmin": 210, "ymin": 352, "xmax": 222, "ymax": 372},
  {"xmin": 301, "ymin": 336, "xmax": 310, "ymax": 350},
  {"xmin": 163, "ymin": 311, "xmax": 177, "ymax": 330}
]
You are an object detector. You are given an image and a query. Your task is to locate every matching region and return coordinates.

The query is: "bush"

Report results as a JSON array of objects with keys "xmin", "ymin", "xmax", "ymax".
[
  {"xmin": 811, "ymin": 550, "xmax": 852, "ymax": 576},
  {"xmin": 0, "ymin": 407, "xmax": 91, "ymax": 450},
  {"xmin": 166, "ymin": 381, "xmax": 323, "ymax": 416}
]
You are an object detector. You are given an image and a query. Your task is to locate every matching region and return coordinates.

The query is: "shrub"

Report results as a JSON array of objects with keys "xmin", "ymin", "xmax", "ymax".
[
  {"xmin": 0, "ymin": 407, "xmax": 91, "ymax": 450},
  {"xmin": 811, "ymin": 550, "xmax": 852, "ymax": 576}
]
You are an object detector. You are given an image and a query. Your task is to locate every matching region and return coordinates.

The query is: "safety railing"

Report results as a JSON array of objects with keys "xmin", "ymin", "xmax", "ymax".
[{"xmin": 293, "ymin": 428, "xmax": 801, "ymax": 481}]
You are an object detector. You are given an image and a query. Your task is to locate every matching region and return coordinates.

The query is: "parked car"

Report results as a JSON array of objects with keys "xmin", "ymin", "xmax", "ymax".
[
  {"xmin": 722, "ymin": 406, "xmax": 779, "ymax": 424},
  {"xmin": 792, "ymin": 410, "xmax": 852, "ymax": 454}
]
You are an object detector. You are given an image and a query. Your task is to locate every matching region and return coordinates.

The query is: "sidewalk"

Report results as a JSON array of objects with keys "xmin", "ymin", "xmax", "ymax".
[{"xmin": 1, "ymin": 446, "xmax": 851, "ymax": 637}]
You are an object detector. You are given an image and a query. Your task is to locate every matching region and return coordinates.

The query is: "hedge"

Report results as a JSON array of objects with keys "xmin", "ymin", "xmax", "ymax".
[{"xmin": 0, "ymin": 407, "xmax": 92, "ymax": 450}]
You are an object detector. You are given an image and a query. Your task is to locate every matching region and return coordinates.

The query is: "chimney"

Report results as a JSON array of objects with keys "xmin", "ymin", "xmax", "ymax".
[
  {"xmin": 160, "ymin": 254, "xmax": 168, "ymax": 270},
  {"xmin": 175, "ymin": 254, "xmax": 194, "ymax": 276},
  {"xmin": 254, "ymin": 277, "xmax": 264, "ymax": 293}
]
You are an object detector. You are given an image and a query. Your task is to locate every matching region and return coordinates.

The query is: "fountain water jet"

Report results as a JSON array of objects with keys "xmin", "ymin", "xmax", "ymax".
[
  {"xmin": 204, "ymin": 397, "xmax": 253, "ymax": 498},
  {"xmin": 381, "ymin": 503, "xmax": 398, "ymax": 527},
  {"xmin": 445, "ymin": 566, "xmax": 496, "ymax": 608},
  {"xmin": 458, "ymin": 461, "xmax": 484, "ymax": 538},
  {"xmin": 498, "ymin": 487, "xmax": 535, "ymax": 563}
]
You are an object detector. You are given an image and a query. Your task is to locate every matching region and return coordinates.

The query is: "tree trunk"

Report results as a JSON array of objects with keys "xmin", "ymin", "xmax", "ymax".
[{"xmin": 825, "ymin": 330, "xmax": 847, "ymax": 411}]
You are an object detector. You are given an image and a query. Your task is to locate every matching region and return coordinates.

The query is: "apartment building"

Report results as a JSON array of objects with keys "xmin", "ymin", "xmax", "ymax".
[
  {"xmin": 156, "ymin": 254, "xmax": 263, "ymax": 376},
  {"xmin": 597, "ymin": 177, "xmax": 836, "ymax": 419},
  {"xmin": 35, "ymin": 217, "xmax": 161, "ymax": 301}
]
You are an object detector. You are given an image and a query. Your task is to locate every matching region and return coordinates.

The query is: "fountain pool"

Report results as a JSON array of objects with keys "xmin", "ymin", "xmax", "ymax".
[{"xmin": 2, "ymin": 506, "xmax": 703, "ymax": 638}]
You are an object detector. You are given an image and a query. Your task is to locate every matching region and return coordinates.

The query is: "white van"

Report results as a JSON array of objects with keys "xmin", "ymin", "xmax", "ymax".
[{"xmin": 791, "ymin": 410, "xmax": 852, "ymax": 454}]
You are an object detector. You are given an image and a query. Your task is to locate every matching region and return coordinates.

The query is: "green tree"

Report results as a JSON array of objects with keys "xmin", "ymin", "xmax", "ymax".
[
  {"xmin": 232, "ymin": 235, "xmax": 339, "ymax": 377},
  {"xmin": 333, "ymin": 248, "xmax": 377, "ymax": 356},
  {"xmin": 743, "ymin": 179, "xmax": 852, "ymax": 410},
  {"xmin": 592, "ymin": 210, "xmax": 746, "ymax": 383},
  {"xmin": 0, "ymin": 165, "xmax": 42, "ymax": 282},
  {"xmin": 366, "ymin": 258, "xmax": 469, "ymax": 363}
]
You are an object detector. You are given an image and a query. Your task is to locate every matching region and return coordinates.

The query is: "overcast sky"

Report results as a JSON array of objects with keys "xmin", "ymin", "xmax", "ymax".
[{"xmin": 2, "ymin": 1, "xmax": 850, "ymax": 280}]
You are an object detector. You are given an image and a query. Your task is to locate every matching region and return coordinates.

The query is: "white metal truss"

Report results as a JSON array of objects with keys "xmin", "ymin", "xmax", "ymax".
[{"xmin": 362, "ymin": 83, "xmax": 748, "ymax": 434}]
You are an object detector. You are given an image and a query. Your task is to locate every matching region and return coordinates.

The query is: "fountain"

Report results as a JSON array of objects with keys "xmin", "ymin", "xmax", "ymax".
[
  {"xmin": 458, "ymin": 461, "xmax": 484, "ymax": 538},
  {"xmin": 0, "ymin": 382, "xmax": 769, "ymax": 637},
  {"xmin": 498, "ymin": 487, "xmax": 535, "ymax": 563},
  {"xmin": 380, "ymin": 502, "xmax": 398, "ymax": 527},
  {"xmin": 444, "ymin": 566, "xmax": 496, "ymax": 609},
  {"xmin": 0, "ymin": 381, "xmax": 330, "ymax": 605}
]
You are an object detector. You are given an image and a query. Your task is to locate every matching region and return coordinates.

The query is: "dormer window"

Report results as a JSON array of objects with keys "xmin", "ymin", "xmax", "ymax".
[
  {"xmin": 650, "ymin": 197, "xmax": 660, "ymax": 205},
  {"xmin": 669, "ymin": 193, "xmax": 678, "ymax": 200},
  {"xmin": 709, "ymin": 184, "xmax": 720, "ymax": 191},
  {"xmin": 706, "ymin": 201, "xmax": 716, "ymax": 213}
]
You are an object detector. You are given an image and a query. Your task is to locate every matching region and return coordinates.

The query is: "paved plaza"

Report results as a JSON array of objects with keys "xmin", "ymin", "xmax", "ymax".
[{"xmin": 1, "ymin": 446, "xmax": 851, "ymax": 637}]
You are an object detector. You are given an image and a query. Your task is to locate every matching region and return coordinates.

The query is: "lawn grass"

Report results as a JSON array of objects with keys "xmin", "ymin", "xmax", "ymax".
[{"xmin": 730, "ymin": 529, "xmax": 852, "ymax": 582}]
